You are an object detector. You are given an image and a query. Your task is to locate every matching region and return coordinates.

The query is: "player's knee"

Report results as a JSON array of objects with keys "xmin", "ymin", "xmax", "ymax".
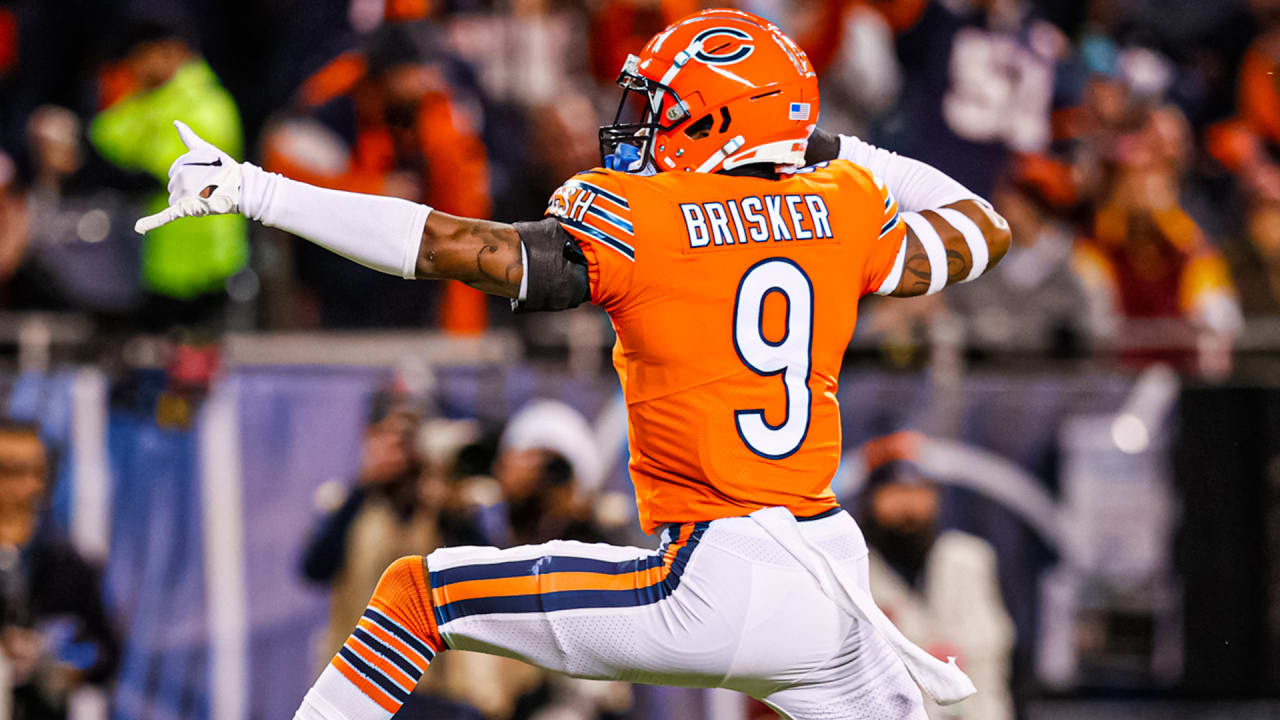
[
  {"xmin": 383, "ymin": 555, "xmax": 422, "ymax": 575},
  {"xmin": 371, "ymin": 555, "xmax": 429, "ymax": 611},
  {"xmin": 369, "ymin": 555, "xmax": 445, "ymax": 650},
  {"xmin": 376, "ymin": 555, "xmax": 424, "ymax": 590}
]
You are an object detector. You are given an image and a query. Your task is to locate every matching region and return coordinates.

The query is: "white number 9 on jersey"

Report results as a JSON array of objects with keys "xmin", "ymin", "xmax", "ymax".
[{"xmin": 733, "ymin": 258, "xmax": 813, "ymax": 459}]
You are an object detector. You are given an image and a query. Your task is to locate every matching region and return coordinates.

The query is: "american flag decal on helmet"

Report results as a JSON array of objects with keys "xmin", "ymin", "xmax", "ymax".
[{"xmin": 788, "ymin": 103, "xmax": 810, "ymax": 121}]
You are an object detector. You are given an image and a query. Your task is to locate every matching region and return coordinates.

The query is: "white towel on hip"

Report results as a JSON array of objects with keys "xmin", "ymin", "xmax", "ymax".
[{"xmin": 747, "ymin": 506, "xmax": 977, "ymax": 706}]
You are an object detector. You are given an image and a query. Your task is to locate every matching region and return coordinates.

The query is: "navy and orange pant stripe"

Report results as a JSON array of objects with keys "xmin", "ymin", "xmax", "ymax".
[
  {"xmin": 330, "ymin": 523, "xmax": 708, "ymax": 713},
  {"xmin": 428, "ymin": 522, "xmax": 709, "ymax": 625}
]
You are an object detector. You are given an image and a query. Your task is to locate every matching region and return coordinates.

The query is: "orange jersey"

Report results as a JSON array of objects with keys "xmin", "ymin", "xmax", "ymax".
[{"xmin": 547, "ymin": 160, "xmax": 904, "ymax": 533}]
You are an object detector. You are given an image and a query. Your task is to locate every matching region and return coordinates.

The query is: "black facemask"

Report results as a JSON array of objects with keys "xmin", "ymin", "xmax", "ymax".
[{"xmin": 599, "ymin": 58, "xmax": 690, "ymax": 172}]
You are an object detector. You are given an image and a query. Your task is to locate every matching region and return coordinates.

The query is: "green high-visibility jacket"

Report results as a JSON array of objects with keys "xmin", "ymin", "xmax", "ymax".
[{"xmin": 90, "ymin": 60, "xmax": 247, "ymax": 299}]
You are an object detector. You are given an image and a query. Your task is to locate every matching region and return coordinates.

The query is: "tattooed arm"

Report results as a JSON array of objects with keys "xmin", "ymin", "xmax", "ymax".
[
  {"xmin": 886, "ymin": 199, "xmax": 1011, "ymax": 298},
  {"xmin": 416, "ymin": 213, "xmax": 524, "ymax": 297},
  {"xmin": 416, "ymin": 214, "xmax": 589, "ymax": 310},
  {"xmin": 807, "ymin": 128, "xmax": 1011, "ymax": 297}
]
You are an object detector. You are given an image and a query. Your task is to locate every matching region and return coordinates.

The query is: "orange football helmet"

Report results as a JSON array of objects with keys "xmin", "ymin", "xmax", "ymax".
[{"xmin": 599, "ymin": 8, "xmax": 820, "ymax": 174}]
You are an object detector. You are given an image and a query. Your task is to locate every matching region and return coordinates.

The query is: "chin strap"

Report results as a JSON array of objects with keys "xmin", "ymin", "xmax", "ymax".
[{"xmin": 695, "ymin": 135, "xmax": 746, "ymax": 173}]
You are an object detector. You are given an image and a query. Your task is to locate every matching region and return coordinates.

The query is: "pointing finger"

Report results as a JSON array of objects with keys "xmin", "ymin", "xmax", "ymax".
[
  {"xmin": 173, "ymin": 120, "xmax": 208, "ymax": 151},
  {"xmin": 134, "ymin": 208, "xmax": 178, "ymax": 234}
]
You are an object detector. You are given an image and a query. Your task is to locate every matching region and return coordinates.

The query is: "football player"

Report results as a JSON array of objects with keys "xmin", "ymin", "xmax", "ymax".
[{"xmin": 139, "ymin": 9, "xmax": 1009, "ymax": 719}]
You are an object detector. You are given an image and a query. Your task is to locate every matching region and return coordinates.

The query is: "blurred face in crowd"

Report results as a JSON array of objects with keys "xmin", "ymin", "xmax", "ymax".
[
  {"xmin": 494, "ymin": 447, "xmax": 565, "ymax": 503},
  {"xmin": 865, "ymin": 477, "xmax": 940, "ymax": 580},
  {"xmin": 1114, "ymin": 106, "xmax": 1189, "ymax": 177},
  {"xmin": 530, "ymin": 93, "xmax": 601, "ymax": 182},
  {"xmin": 1084, "ymin": 76, "xmax": 1128, "ymax": 131},
  {"xmin": 0, "ymin": 429, "xmax": 47, "ymax": 547},
  {"xmin": 126, "ymin": 37, "xmax": 192, "ymax": 91},
  {"xmin": 870, "ymin": 482, "xmax": 938, "ymax": 536},
  {"xmin": 359, "ymin": 409, "xmax": 421, "ymax": 492},
  {"xmin": 495, "ymin": 447, "xmax": 579, "ymax": 544},
  {"xmin": 378, "ymin": 63, "xmax": 439, "ymax": 126},
  {"xmin": 27, "ymin": 105, "xmax": 81, "ymax": 180},
  {"xmin": 1099, "ymin": 104, "xmax": 1190, "ymax": 220}
]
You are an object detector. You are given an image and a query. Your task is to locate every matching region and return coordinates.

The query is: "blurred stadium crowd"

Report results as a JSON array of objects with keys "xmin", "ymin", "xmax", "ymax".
[
  {"xmin": 0, "ymin": 1, "xmax": 1278, "ymax": 720},
  {"xmin": 0, "ymin": 0, "xmax": 1278, "ymax": 366}
]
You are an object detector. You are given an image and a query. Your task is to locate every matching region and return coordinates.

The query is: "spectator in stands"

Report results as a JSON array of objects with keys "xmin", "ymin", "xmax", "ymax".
[
  {"xmin": 499, "ymin": 90, "xmax": 601, "ymax": 222},
  {"xmin": 1207, "ymin": 6, "xmax": 1280, "ymax": 320},
  {"xmin": 1062, "ymin": 37, "xmax": 1185, "ymax": 217},
  {"xmin": 300, "ymin": 388, "xmax": 485, "ymax": 719},
  {"xmin": 6, "ymin": 105, "xmax": 144, "ymax": 315},
  {"xmin": 1206, "ymin": 11, "xmax": 1280, "ymax": 205},
  {"xmin": 0, "ymin": 420, "xmax": 119, "ymax": 720},
  {"xmin": 1226, "ymin": 199, "xmax": 1280, "ymax": 316},
  {"xmin": 262, "ymin": 22, "xmax": 492, "ymax": 331},
  {"xmin": 88, "ymin": 19, "xmax": 247, "ymax": 329},
  {"xmin": 439, "ymin": 399, "xmax": 631, "ymax": 720},
  {"xmin": 880, "ymin": 0, "xmax": 1074, "ymax": 198},
  {"xmin": 300, "ymin": 388, "xmax": 484, "ymax": 656},
  {"xmin": 1072, "ymin": 103, "xmax": 1242, "ymax": 372},
  {"xmin": 856, "ymin": 431, "xmax": 1015, "ymax": 720},
  {"xmin": 945, "ymin": 159, "xmax": 1103, "ymax": 355},
  {"xmin": 488, "ymin": 399, "xmax": 607, "ymax": 548}
]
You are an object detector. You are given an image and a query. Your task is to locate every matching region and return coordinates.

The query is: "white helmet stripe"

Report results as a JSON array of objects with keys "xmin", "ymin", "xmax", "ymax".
[{"xmin": 652, "ymin": 38, "xmax": 704, "ymax": 119}]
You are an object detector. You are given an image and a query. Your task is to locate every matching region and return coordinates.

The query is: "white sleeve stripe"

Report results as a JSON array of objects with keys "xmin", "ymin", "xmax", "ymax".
[
  {"xmin": 934, "ymin": 208, "xmax": 988, "ymax": 283},
  {"xmin": 902, "ymin": 212, "xmax": 948, "ymax": 295},
  {"xmin": 873, "ymin": 239, "xmax": 907, "ymax": 296}
]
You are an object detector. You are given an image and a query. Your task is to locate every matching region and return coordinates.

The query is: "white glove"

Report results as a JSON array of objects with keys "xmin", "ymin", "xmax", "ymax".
[
  {"xmin": 134, "ymin": 119, "xmax": 429, "ymax": 278},
  {"xmin": 134, "ymin": 120, "xmax": 246, "ymax": 234}
]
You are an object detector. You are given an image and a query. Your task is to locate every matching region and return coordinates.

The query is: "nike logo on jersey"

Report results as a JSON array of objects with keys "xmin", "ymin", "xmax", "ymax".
[
  {"xmin": 681, "ymin": 194, "xmax": 832, "ymax": 249},
  {"xmin": 184, "ymin": 158, "xmax": 223, "ymax": 167}
]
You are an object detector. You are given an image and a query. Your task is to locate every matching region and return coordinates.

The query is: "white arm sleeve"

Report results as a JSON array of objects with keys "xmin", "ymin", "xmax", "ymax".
[
  {"xmin": 240, "ymin": 165, "xmax": 429, "ymax": 279},
  {"xmin": 837, "ymin": 134, "xmax": 982, "ymax": 212}
]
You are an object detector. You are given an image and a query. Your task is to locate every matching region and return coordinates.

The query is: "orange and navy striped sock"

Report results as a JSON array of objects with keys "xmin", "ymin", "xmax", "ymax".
[{"xmin": 294, "ymin": 556, "xmax": 445, "ymax": 720}]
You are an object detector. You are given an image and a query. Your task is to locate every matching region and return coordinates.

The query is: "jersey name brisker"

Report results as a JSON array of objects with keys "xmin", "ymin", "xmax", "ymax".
[
  {"xmin": 680, "ymin": 194, "xmax": 832, "ymax": 249},
  {"xmin": 544, "ymin": 160, "xmax": 903, "ymax": 531}
]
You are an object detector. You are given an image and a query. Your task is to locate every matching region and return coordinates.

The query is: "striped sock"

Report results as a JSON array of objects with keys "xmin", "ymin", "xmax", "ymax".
[{"xmin": 294, "ymin": 556, "xmax": 445, "ymax": 720}]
